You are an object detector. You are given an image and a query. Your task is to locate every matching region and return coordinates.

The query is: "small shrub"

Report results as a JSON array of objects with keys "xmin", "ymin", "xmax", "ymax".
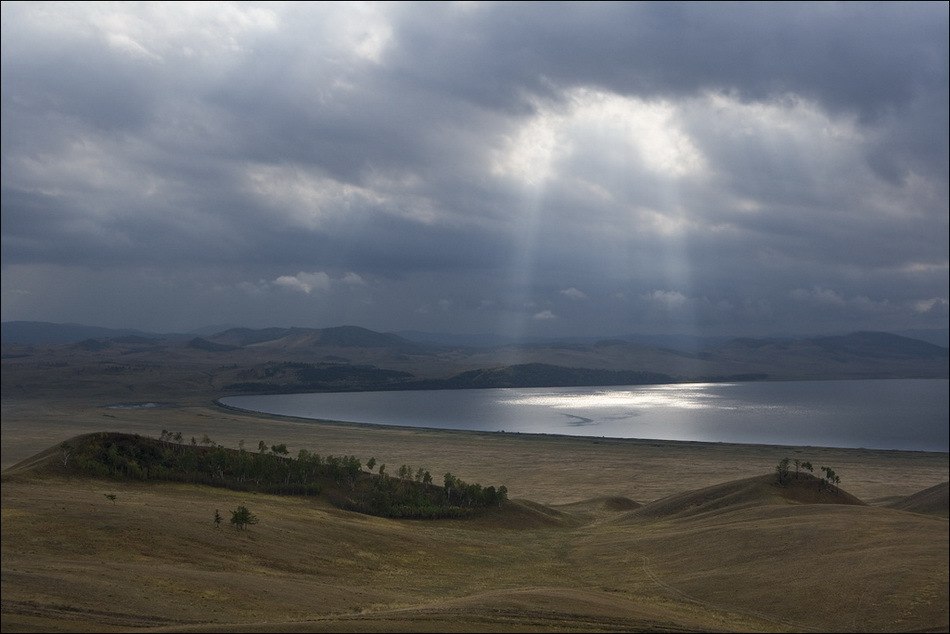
[{"xmin": 230, "ymin": 505, "xmax": 258, "ymax": 530}]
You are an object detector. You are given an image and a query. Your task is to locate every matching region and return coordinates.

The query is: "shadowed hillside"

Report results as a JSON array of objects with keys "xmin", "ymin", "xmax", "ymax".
[{"xmin": 426, "ymin": 363, "xmax": 674, "ymax": 389}]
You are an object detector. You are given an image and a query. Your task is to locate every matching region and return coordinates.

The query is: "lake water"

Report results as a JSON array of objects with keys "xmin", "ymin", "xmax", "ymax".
[{"xmin": 220, "ymin": 379, "xmax": 949, "ymax": 452}]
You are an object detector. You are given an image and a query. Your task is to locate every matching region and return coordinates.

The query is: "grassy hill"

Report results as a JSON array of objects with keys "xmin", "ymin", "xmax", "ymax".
[
  {"xmin": 624, "ymin": 472, "xmax": 864, "ymax": 521},
  {"xmin": 886, "ymin": 480, "xmax": 950, "ymax": 517},
  {"xmin": 2, "ymin": 431, "xmax": 947, "ymax": 632},
  {"xmin": 14, "ymin": 432, "xmax": 508, "ymax": 520}
]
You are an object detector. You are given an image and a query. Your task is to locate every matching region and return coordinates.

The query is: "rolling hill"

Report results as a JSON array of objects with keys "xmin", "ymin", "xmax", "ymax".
[
  {"xmin": 886, "ymin": 481, "xmax": 950, "ymax": 517},
  {"xmin": 3, "ymin": 433, "xmax": 946, "ymax": 632}
]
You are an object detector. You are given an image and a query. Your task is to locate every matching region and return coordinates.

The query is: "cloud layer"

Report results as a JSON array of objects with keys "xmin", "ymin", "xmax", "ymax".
[{"xmin": 2, "ymin": 2, "xmax": 947, "ymax": 336}]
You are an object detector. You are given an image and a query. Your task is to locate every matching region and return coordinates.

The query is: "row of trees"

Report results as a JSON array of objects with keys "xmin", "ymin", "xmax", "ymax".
[
  {"xmin": 61, "ymin": 431, "xmax": 507, "ymax": 519},
  {"xmin": 334, "ymin": 463, "xmax": 508, "ymax": 518},
  {"xmin": 775, "ymin": 457, "xmax": 841, "ymax": 489}
]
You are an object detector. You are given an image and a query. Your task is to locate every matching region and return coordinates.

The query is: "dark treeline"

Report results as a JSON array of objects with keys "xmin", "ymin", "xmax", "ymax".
[
  {"xmin": 332, "ymin": 467, "xmax": 508, "ymax": 519},
  {"xmin": 58, "ymin": 432, "xmax": 507, "ymax": 519}
]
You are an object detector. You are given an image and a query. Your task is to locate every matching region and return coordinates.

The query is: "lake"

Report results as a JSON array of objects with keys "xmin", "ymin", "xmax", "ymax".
[{"xmin": 219, "ymin": 379, "xmax": 949, "ymax": 452}]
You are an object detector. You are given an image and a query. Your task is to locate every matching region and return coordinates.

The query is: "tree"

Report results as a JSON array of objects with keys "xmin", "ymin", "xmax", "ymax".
[
  {"xmin": 366, "ymin": 457, "xmax": 377, "ymax": 472},
  {"xmin": 801, "ymin": 461, "xmax": 814, "ymax": 474},
  {"xmin": 820, "ymin": 466, "xmax": 840, "ymax": 490},
  {"xmin": 270, "ymin": 443, "xmax": 289, "ymax": 456},
  {"xmin": 230, "ymin": 506, "xmax": 258, "ymax": 530},
  {"xmin": 258, "ymin": 440, "xmax": 267, "ymax": 454},
  {"xmin": 213, "ymin": 509, "xmax": 222, "ymax": 528},
  {"xmin": 775, "ymin": 457, "xmax": 791, "ymax": 485}
]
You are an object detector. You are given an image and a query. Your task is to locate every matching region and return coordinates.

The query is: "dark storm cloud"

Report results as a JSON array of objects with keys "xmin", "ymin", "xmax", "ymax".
[
  {"xmin": 386, "ymin": 3, "xmax": 945, "ymax": 115},
  {"xmin": 1, "ymin": 2, "xmax": 947, "ymax": 335}
]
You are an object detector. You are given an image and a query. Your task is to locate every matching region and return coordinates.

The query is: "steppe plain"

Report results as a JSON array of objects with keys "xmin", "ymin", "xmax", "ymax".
[{"xmin": 2, "ymin": 329, "xmax": 948, "ymax": 632}]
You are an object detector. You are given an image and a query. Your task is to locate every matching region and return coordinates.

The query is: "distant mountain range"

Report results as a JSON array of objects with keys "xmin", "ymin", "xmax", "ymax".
[
  {"xmin": 1, "ymin": 321, "xmax": 168, "ymax": 345},
  {"xmin": 4, "ymin": 320, "xmax": 948, "ymax": 350},
  {"xmin": 394, "ymin": 330, "xmax": 738, "ymax": 352},
  {"xmin": 396, "ymin": 329, "xmax": 950, "ymax": 351},
  {"xmin": 203, "ymin": 325, "xmax": 418, "ymax": 350},
  {"xmin": 2, "ymin": 321, "xmax": 947, "ymax": 399}
]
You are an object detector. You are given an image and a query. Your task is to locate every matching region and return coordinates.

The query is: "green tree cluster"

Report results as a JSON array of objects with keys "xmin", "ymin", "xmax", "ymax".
[
  {"xmin": 819, "ymin": 466, "xmax": 841, "ymax": 489},
  {"xmin": 775, "ymin": 456, "xmax": 839, "ymax": 491},
  {"xmin": 60, "ymin": 432, "xmax": 508, "ymax": 519},
  {"xmin": 333, "ymin": 466, "xmax": 507, "ymax": 519},
  {"xmin": 775, "ymin": 457, "xmax": 791, "ymax": 484}
]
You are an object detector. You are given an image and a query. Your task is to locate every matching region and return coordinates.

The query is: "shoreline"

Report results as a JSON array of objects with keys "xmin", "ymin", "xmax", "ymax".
[
  {"xmin": 212, "ymin": 377, "xmax": 950, "ymax": 455},
  {"xmin": 3, "ymin": 396, "xmax": 946, "ymax": 505},
  {"xmin": 211, "ymin": 396, "xmax": 950, "ymax": 456}
]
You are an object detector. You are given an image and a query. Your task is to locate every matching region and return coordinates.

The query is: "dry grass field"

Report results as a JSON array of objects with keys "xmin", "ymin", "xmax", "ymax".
[{"xmin": 2, "ymin": 397, "xmax": 948, "ymax": 632}]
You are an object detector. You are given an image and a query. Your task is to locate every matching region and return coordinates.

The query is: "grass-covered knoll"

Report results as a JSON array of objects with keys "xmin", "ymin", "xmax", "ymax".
[
  {"xmin": 886, "ymin": 480, "xmax": 949, "ymax": 517},
  {"xmin": 4, "ymin": 465, "xmax": 947, "ymax": 633},
  {"xmin": 52, "ymin": 431, "xmax": 507, "ymax": 519},
  {"xmin": 625, "ymin": 473, "xmax": 864, "ymax": 522}
]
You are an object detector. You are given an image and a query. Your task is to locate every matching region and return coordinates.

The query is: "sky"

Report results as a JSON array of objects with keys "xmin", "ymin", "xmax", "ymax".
[{"xmin": 2, "ymin": 2, "xmax": 948, "ymax": 339}]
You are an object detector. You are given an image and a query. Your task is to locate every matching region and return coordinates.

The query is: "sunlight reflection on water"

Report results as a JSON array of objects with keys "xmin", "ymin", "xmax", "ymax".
[{"xmin": 498, "ymin": 383, "xmax": 735, "ymax": 410}]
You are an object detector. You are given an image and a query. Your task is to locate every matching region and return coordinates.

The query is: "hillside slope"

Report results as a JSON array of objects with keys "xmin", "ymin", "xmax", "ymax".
[
  {"xmin": 624, "ymin": 473, "xmax": 863, "ymax": 521},
  {"xmin": 886, "ymin": 481, "xmax": 950, "ymax": 517},
  {"xmin": 3, "ymin": 443, "xmax": 947, "ymax": 633}
]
